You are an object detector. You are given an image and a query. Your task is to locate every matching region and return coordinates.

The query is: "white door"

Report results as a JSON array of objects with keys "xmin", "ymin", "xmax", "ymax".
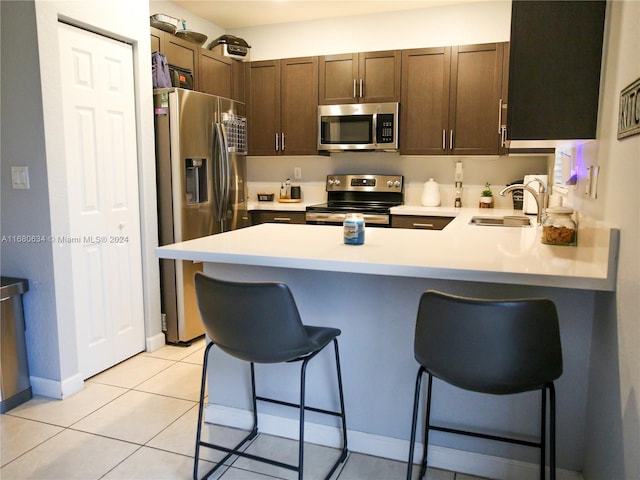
[{"xmin": 58, "ymin": 22, "xmax": 145, "ymax": 378}]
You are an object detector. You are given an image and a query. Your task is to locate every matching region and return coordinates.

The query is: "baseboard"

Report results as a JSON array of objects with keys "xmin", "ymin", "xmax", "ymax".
[
  {"xmin": 145, "ymin": 332, "xmax": 166, "ymax": 352},
  {"xmin": 205, "ymin": 404, "xmax": 582, "ymax": 480},
  {"xmin": 30, "ymin": 372, "xmax": 84, "ymax": 400}
]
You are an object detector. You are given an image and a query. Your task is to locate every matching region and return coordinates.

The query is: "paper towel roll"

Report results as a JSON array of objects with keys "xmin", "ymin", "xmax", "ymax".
[{"xmin": 522, "ymin": 175, "xmax": 547, "ymax": 214}]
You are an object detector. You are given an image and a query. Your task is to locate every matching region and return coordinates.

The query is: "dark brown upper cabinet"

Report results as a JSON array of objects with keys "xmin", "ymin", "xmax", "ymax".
[
  {"xmin": 199, "ymin": 48, "xmax": 232, "ymax": 98},
  {"xmin": 401, "ymin": 43, "xmax": 507, "ymax": 155},
  {"xmin": 506, "ymin": 0, "xmax": 606, "ymax": 143},
  {"xmin": 319, "ymin": 51, "xmax": 401, "ymax": 104},
  {"xmin": 151, "ymin": 26, "xmax": 246, "ymax": 102},
  {"xmin": 247, "ymin": 57, "xmax": 319, "ymax": 156}
]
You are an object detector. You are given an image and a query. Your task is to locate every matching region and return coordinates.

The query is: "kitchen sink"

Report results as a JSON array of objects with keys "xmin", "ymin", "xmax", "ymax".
[{"xmin": 469, "ymin": 215, "xmax": 532, "ymax": 227}]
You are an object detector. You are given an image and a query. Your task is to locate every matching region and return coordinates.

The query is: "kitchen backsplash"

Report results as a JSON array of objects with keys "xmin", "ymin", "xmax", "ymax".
[{"xmin": 247, "ymin": 153, "xmax": 551, "ymax": 208}]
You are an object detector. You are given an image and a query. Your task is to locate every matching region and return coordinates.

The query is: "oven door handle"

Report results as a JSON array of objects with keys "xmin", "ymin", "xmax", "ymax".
[{"xmin": 306, "ymin": 212, "xmax": 390, "ymax": 225}]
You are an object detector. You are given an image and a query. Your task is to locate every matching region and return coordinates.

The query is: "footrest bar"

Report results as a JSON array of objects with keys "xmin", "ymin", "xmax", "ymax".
[
  {"xmin": 256, "ymin": 395, "xmax": 344, "ymax": 417},
  {"xmin": 429, "ymin": 424, "xmax": 541, "ymax": 448}
]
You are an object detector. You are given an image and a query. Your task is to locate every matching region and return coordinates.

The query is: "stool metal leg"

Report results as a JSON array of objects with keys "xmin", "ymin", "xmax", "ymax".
[
  {"xmin": 194, "ymin": 343, "xmax": 259, "ymax": 480},
  {"xmin": 298, "ymin": 356, "xmax": 310, "ymax": 480},
  {"xmin": 195, "ymin": 340, "xmax": 348, "ymax": 480},
  {"xmin": 193, "ymin": 341, "xmax": 213, "ymax": 480},
  {"xmin": 419, "ymin": 373, "xmax": 434, "ymax": 479},
  {"xmin": 333, "ymin": 339, "xmax": 349, "ymax": 464},
  {"xmin": 540, "ymin": 386, "xmax": 547, "ymax": 480},
  {"xmin": 407, "ymin": 366, "xmax": 426, "ymax": 480},
  {"xmin": 549, "ymin": 383, "xmax": 557, "ymax": 480}
]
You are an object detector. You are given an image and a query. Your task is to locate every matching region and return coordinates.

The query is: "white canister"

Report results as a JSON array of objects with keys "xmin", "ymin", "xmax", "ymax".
[{"xmin": 421, "ymin": 178, "xmax": 441, "ymax": 207}]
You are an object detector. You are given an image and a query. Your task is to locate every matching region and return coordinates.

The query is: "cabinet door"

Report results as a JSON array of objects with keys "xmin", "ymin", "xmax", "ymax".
[
  {"xmin": 400, "ymin": 47, "xmax": 451, "ymax": 155},
  {"xmin": 391, "ymin": 215, "xmax": 454, "ymax": 230},
  {"xmin": 232, "ymin": 61, "xmax": 247, "ymax": 103},
  {"xmin": 281, "ymin": 57, "xmax": 319, "ymax": 155},
  {"xmin": 199, "ymin": 49, "xmax": 232, "ymax": 97},
  {"xmin": 449, "ymin": 43, "xmax": 504, "ymax": 155},
  {"xmin": 251, "ymin": 211, "xmax": 306, "ymax": 225},
  {"xmin": 507, "ymin": 1, "xmax": 605, "ymax": 140},
  {"xmin": 359, "ymin": 50, "xmax": 401, "ymax": 103},
  {"xmin": 150, "ymin": 27, "xmax": 163, "ymax": 53},
  {"xmin": 248, "ymin": 60, "xmax": 281, "ymax": 155},
  {"xmin": 164, "ymin": 35, "xmax": 199, "ymax": 89},
  {"xmin": 319, "ymin": 53, "xmax": 359, "ymax": 105}
]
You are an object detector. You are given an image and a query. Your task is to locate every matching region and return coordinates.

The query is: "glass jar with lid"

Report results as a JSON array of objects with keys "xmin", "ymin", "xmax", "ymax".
[
  {"xmin": 541, "ymin": 207, "xmax": 577, "ymax": 246},
  {"xmin": 343, "ymin": 213, "xmax": 365, "ymax": 245}
]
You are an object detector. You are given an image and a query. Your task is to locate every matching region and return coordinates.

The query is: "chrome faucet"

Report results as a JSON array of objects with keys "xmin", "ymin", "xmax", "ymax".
[{"xmin": 499, "ymin": 178, "xmax": 547, "ymax": 224}]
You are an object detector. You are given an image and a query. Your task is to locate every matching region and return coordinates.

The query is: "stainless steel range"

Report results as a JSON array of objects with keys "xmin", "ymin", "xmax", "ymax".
[{"xmin": 306, "ymin": 174, "xmax": 404, "ymax": 226}]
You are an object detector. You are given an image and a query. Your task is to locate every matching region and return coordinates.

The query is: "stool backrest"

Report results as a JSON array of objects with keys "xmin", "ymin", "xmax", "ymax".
[
  {"xmin": 194, "ymin": 273, "xmax": 314, "ymax": 363},
  {"xmin": 415, "ymin": 290, "xmax": 563, "ymax": 394}
]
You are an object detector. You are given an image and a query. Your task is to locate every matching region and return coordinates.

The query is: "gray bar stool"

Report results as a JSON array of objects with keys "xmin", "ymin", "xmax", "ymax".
[
  {"xmin": 193, "ymin": 272, "xmax": 348, "ymax": 480},
  {"xmin": 407, "ymin": 290, "xmax": 563, "ymax": 480}
]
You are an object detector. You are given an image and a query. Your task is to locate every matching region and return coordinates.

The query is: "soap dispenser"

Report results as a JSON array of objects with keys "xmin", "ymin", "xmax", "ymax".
[{"xmin": 421, "ymin": 178, "xmax": 441, "ymax": 207}]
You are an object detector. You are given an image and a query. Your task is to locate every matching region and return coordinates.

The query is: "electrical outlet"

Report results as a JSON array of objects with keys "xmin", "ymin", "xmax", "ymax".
[{"xmin": 294, "ymin": 167, "xmax": 302, "ymax": 180}]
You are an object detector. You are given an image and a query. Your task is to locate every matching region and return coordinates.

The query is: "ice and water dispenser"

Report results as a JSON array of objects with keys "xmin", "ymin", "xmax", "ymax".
[{"xmin": 185, "ymin": 158, "xmax": 207, "ymax": 205}]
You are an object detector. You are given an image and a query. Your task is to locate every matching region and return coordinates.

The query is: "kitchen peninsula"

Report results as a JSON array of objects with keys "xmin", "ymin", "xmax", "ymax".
[{"xmin": 157, "ymin": 210, "xmax": 619, "ymax": 478}]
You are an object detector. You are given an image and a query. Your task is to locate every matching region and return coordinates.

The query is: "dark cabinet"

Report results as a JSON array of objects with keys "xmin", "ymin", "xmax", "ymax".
[
  {"xmin": 151, "ymin": 26, "xmax": 246, "ymax": 102},
  {"xmin": 391, "ymin": 215, "xmax": 454, "ymax": 230},
  {"xmin": 199, "ymin": 48, "xmax": 232, "ymax": 98},
  {"xmin": 506, "ymin": 0, "xmax": 606, "ymax": 142},
  {"xmin": 248, "ymin": 57, "xmax": 319, "ymax": 156},
  {"xmin": 319, "ymin": 51, "xmax": 401, "ymax": 105},
  {"xmin": 401, "ymin": 43, "xmax": 506, "ymax": 155},
  {"xmin": 251, "ymin": 211, "xmax": 306, "ymax": 225}
]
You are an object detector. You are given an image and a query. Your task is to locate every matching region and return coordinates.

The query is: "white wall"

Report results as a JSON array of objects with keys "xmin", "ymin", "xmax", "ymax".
[
  {"xmin": 580, "ymin": 1, "xmax": 640, "ymax": 479},
  {"xmin": 1, "ymin": 1, "xmax": 61, "ymax": 382},
  {"xmin": 229, "ymin": 1, "xmax": 511, "ymax": 61}
]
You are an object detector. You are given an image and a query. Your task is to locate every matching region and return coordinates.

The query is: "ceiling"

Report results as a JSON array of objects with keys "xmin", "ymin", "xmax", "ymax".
[{"xmin": 170, "ymin": 0, "xmax": 491, "ymax": 30}]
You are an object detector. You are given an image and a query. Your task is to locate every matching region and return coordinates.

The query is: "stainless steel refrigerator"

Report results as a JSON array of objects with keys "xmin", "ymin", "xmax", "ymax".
[{"xmin": 153, "ymin": 88, "xmax": 249, "ymax": 344}]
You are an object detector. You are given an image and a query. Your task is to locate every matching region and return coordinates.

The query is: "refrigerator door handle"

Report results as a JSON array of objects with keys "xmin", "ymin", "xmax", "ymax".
[{"xmin": 212, "ymin": 122, "xmax": 230, "ymax": 231}]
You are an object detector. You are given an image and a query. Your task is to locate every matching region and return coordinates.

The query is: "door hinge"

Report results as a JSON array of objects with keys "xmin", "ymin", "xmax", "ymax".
[{"xmin": 161, "ymin": 313, "xmax": 167, "ymax": 332}]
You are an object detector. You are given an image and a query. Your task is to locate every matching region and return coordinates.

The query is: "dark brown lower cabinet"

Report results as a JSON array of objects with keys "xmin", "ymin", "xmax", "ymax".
[
  {"xmin": 391, "ymin": 216, "xmax": 454, "ymax": 230},
  {"xmin": 251, "ymin": 211, "xmax": 306, "ymax": 225}
]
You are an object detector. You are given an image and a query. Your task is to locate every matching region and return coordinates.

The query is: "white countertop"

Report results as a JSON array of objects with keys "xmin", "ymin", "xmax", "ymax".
[{"xmin": 157, "ymin": 209, "xmax": 619, "ymax": 291}]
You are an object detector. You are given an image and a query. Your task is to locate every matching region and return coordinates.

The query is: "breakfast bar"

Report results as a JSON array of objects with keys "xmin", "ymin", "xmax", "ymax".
[{"xmin": 156, "ymin": 211, "xmax": 619, "ymax": 478}]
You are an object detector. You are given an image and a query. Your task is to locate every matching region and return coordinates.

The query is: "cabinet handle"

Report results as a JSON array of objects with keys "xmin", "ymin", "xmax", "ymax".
[
  {"xmin": 498, "ymin": 98, "xmax": 503, "ymax": 134},
  {"xmin": 500, "ymin": 125, "xmax": 507, "ymax": 148},
  {"xmin": 360, "ymin": 79, "xmax": 364, "ymax": 98},
  {"xmin": 442, "ymin": 129, "xmax": 446, "ymax": 150},
  {"xmin": 413, "ymin": 223, "xmax": 435, "ymax": 229},
  {"xmin": 281, "ymin": 132, "xmax": 285, "ymax": 151},
  {"xmin": 273, "ymin": 217, "xmax": 291, "ymax": 222},
  {"xmin": 353, "ymin": 79, "xmax": 357, "ymax": 98},
  {"xmin": 275, "ymin": 133, "xmax": 279, "ymax": 151},
  {"xmin": 449, "ymin": 130, "xmax": 454, "ymax": 150}
]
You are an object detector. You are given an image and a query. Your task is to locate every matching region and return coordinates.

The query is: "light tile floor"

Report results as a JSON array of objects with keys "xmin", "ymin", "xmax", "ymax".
[{"xmin": 1, "ymin": 339, "xmax": 490, "ymax": 480}]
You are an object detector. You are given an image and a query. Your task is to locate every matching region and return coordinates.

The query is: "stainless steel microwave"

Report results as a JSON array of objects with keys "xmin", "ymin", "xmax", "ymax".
[{"xmin": 318, "ymin": 102, "xmax": 399, "ymax": 152}]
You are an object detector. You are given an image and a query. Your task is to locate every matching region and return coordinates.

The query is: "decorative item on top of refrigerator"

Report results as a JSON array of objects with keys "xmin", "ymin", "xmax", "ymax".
[{"xmin": 153, "ymin": 88, "xmax": 248, "ymax": 344}]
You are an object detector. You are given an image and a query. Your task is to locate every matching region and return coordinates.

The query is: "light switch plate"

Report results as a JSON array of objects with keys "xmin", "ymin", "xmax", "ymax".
[
  {"xmin": 11, "ymin": 166, "xmax": 30, "ymax": 189},
  {"xmin": 585, "ymin": 166, "xmax": 592, "ymax": 196}
]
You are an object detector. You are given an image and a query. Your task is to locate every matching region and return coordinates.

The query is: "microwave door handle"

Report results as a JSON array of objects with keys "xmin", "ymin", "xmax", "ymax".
[{"xmin": 372, "ymin": 113, "xmax": 377, "ymax": 146}]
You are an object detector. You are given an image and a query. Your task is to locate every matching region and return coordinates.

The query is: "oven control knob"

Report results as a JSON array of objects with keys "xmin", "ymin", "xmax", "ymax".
[
  {"xmin": 334, "ymin": 179, "xmax": 341, "ymax": 186},
  {"xmin": 394, "ymin": 180, "xmax": 401, "ymax": 188},
  {"xmin": 328, "ymin": 179, "xmax": 334, "ymax": 186},
  {"xmin": 387, "ymin": 180, "xmax": 393, "ymax": 188}
]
